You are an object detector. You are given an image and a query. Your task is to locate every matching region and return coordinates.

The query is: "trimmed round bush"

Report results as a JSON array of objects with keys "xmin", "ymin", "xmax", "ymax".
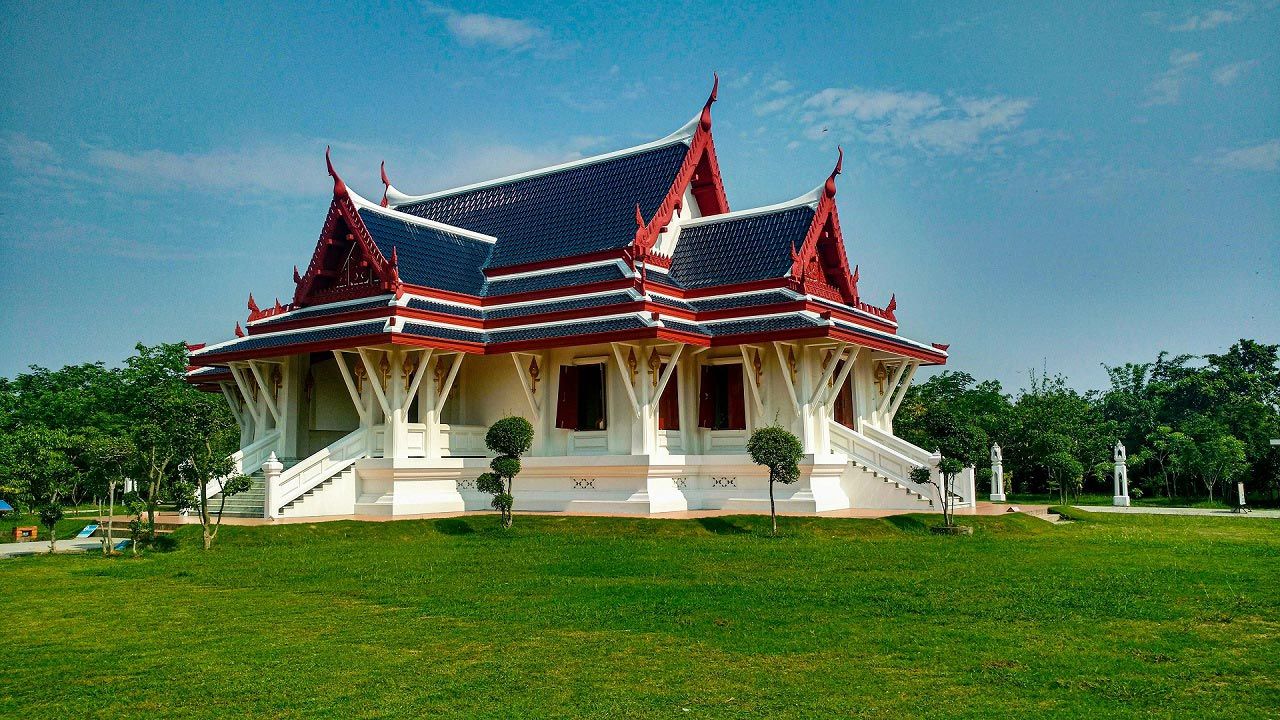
[
  {"xmin": 747, "ymin": 426, "xmax": 804, "ymax": 484},
  {"xmin": 476, "ymin": 472, "xmax": 504, "ymax": 496},
  {"xmin": 486, "ymin": 416, "xmax": 534, "ymax": 457},
  {"xmin": 490, "ymin": 456, "xmax": 522, "ymax": 479}
]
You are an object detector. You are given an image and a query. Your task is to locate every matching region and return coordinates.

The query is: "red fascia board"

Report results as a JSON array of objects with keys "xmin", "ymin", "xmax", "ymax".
[
  {"xmin": 802, "ymin": 301, "xmax": 897, "ymax": 334},
  {"xmin": 247, "ymin": 306, "xmax": 395, "ymax": 335}
]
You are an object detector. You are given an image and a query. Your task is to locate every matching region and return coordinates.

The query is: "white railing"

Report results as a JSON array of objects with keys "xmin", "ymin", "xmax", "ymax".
[
  {"xmin": 439, "ymin": 424, "xmax": 487, "ymax": 457},
  {"xmin": 857, "ymin": 422, "xmax": 976, "ymax": 507},
  {"xmin": 271, "ymin": 427, "xmax": 369, "ymax": 514},
  {"xmin": 205, "ymin": 431, "xmax": 280, "ymax": 500},
  {"xmin": 829, "ymin": 422, "xmax": 940, "ymax": 504}
]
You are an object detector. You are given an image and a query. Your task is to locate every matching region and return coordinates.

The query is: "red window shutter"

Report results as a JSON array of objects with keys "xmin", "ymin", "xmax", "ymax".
[
  {"xmin": 658, "ymin": 365, "xmax": 680, "ymax": 430},
  {"xmin": 726, "ymin": 364, "xmax": 746, "ymax": 430},
  {"xmin": 698, "ymin": 365, "xmax": 714, "ymax": 428},
  {"xmin": 555, "ymin": 365, "xmax": 579, "ymax": 430},
  {"xmin": 834, "ymin": 372, "xmax": 854, "ymax": 428}
]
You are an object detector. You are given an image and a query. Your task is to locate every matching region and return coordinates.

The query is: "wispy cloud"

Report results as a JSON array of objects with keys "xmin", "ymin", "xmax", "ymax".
[
  {"xmin": 1208, "ymin": 139, "xmax": 1280, "ymax": 171},
  {"xmin": 1143, "ymin": 49, "xmax": 1202, "ymax": 106},
  {"xmin": 1212, "ymin": 59, "xmax": 1259, "ymax": 85},
  {"xmin": 798, "ymin": 87, "xmax": 1035, "ymax": 156},
  {"xmin": 422, "ymin": 3, "xmax": 548, "ymax": 52},
  {"xmin": 1144, "ymin": 3, "xmax": 1252, "ymax": 31}
]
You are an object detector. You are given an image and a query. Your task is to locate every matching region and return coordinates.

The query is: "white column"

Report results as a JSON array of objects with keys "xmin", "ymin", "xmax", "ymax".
[
  {"xmin": 262, "ymin": 452, "xmax": 283, "ymax": 519},
  {"xmin": 990, "ymin": 442, "xmax": 1006, "ymax": 502},
  {"xmin": 1113, "ymin": 441, "xmax": 1130, "ymax": 506}
]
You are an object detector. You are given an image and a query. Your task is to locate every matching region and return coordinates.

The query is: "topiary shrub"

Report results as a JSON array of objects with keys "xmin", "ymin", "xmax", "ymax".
[
  {"xmin": 747, "ymin": 425, "xmax": 804, "ymax": 536},
  {"xmin": 482, "ymin": 416, "xmax": 534, "ymax": 528}
]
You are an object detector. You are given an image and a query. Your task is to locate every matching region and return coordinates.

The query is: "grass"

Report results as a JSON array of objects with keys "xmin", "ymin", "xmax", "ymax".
[{"xmin": 2, "ymin": 510, "xmax": 1278, "ymax": 719}]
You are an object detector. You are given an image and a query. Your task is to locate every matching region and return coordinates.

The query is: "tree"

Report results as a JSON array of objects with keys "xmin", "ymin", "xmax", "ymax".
[
  {"xmin": 1192, "ymin": 433, "xmax": 1248, "ymax": 503},
  {"xmin": 173, "ymin": 392, "xmax": 250, "ymax": 549},
  {"xmin": 747, "ymin": 426, "xmax": 804, "ymax": 536},
  {"xmin": 480, "ymin": 416, "xmax": 533, "ymax": 529},
  {"xmin": 1044, "ymin": 451, "xmax": 1084, "ymax": 505},
  {"xmin": 0, "ymin": 427, "xmax": 77, "ymax": 552}
]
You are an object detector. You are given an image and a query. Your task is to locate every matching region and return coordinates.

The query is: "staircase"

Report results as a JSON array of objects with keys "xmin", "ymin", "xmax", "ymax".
[
  {"xmin": 211, "ymin": 459, "xmax": 299, "ymax": 518},
  {"xmin": 279, "ymin": 467, "xmax": 356, "ymax": 516},
  {"xmin": 850, "ymin": 459, "xmax": 934, "ymax": 509}
]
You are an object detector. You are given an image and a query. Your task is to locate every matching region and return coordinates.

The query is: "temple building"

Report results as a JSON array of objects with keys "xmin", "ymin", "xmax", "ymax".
[{"xmin": 186, "ymin": 78, "xmax": 973, "ymax": 518}]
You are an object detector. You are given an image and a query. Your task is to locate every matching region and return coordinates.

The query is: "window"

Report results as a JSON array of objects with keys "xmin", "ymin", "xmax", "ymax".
[
  {"xmin": 698, "ymin": 363, "xmax": 745, "ymax": 430},
  {"xmin": 658, "ymin": 363, "xmax": 680, "ymax": 430},
  {"xmin": 556, "ymin": 363, "xmax": 607, "ymax": 431},
  {"xmin": 833, "ymin": 365, "xmax": 855, "ymax": 429}
]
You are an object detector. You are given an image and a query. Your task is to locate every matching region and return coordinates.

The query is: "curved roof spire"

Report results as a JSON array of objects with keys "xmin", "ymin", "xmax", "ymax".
[
  {"xmin": 699, "ymin": 72, "xmax": 719, "ymax": 132},
  {"xmin": 380, "ymin": 161, "xmax": 391, "ymax": 207},
  {"xmin": 824, "ymin": 146, "xmax": 843, "ymax": 199},
  {"xmin": 325, "ymin": 145, "xmax": 347, "ymax": 198}
]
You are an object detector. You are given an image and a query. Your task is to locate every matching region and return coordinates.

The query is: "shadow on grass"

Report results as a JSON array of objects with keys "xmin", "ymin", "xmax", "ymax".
[
  {"xmin": 882, "ymin": 515, "xmax": 932, "ymax": 534},
  {"xmin": 696, "ymin": 517, "xmax": 751, "ymax": 535},
  {"xmin": 433, "ymin": 518, "xmax": 476, "ymax": 536}
]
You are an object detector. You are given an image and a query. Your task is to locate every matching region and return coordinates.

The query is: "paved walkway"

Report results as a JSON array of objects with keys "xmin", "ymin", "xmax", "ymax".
[
  {"xmin": 1074, "ymin": 505, "xmax": 1280, "ymax": 519},
  {"xmin": 0, "ymin": 538, "xmax": 105, "ymax": 558}
]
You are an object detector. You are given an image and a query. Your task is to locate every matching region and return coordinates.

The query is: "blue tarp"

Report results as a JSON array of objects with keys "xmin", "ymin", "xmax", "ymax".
[{"xmin": 0, "ymin": 499, "xmax": 12, "ymax": 512}]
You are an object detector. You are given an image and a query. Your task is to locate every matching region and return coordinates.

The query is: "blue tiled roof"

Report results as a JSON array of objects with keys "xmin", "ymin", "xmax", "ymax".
[
  {"xmin": 359, "ymin": 209, "xmax": 490, "ymax": 296},
  {"xmin": 186, "ymin": 366, "xmax": 229, "ymax": 378},
  {"xmin": 486, "ymin": 291, "xmax": 636, "ymax": 319},
  {"xmin": 394, "ymin": 142, "xmax": 690, "ymax": 269},
  {"xmin": 194, "ymin": 321, "xmax": 388, "ymax": 357},
  {"xmin": 687, "ymin": 290, "xmax": 797, "ymax": 312},
  {"xmin": 668, "ymin": 205, "xmax": 815, "ymax": 289},
  {"xmin": 254, "ymin": 297, "xmax": 393, "ymax": 328},
  {"xmin": 701, "ymin": 314, "xmax": 822, "ymax": 337},
  {"xmin": 483, "ymin": 263, "xmax": 629, "ymax": 297},
  {"xmin": 397, "ymin": 323, "xmax": 485, "ymax": 344},
  {"xmin": 487, "ymin": 316, "xmax": 650, "ymax": 344},
  {"xmin": 405, "ymin": 298, "xmax": 485, "ymax": 319}
]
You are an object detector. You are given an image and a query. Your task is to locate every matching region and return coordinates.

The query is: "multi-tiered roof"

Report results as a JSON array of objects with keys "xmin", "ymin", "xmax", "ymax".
[{"xmin": 188, "ymin": 77, "xmax": 947, "ymax": 386}]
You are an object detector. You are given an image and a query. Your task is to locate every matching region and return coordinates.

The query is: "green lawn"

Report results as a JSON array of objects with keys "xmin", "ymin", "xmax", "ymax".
[
  {"xmin": 2, "ymin": 510, "xmax": 1278, "ymax": 719},
  {"xmin": 0, "ymin": 512, "xmax": 96, "ymax": 544}
]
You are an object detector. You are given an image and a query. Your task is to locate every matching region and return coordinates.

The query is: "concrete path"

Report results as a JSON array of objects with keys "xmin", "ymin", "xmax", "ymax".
[
  {"xmin": 0, "ymin": 538, "xmax": 106, "ymax": 558},
  {"xmin": 1074, "ymin": 505, "xmax": 1280, "ymax": 519}
]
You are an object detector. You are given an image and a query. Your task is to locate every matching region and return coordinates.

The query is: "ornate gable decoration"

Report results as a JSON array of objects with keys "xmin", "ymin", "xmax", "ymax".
[
  {"xmin": 293, "ymin": 148, "xmax": 399, "ymax": 307},
  {"xmin": 631, "ymin": 74, "xmax": 730, "ymax": 266},
  {"xmin": 788, "ymin": 148, "xmax": 861, "ymax": 307}
]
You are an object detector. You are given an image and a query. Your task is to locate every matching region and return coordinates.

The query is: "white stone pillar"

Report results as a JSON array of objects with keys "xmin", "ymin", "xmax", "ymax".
[
  {"xmin": 262, "ymin": 452, "xmax": 283, "ymax": 519},
  {"xmin": 1113, "ymin": 441, "xmax": 1130, "ymax": 506},
  {"xmin": 990, "ymin": 442, "xmax": 1006, "ymax": 502}
]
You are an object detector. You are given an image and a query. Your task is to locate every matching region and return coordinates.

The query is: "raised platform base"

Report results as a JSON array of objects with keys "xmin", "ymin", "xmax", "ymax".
[
  {"xmin": 990, "ymin": 493, "xmax": 1006, "ymax": 502},
  {"xmin": 1113, "ymin": 495, "xmax": 1131, "ymax": 507}
]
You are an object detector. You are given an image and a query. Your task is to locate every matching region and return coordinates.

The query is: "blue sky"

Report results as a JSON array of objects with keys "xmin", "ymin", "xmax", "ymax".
[{"xmin": 1, "ymin": 0, "xmax": 1276, "ymax": 391}]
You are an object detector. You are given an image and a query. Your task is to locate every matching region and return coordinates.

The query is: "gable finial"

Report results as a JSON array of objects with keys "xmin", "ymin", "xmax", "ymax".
[
  {"xmin": 293, "ymin": 265, "xmax": 302, "ymax": 284},
  {"xmin": 699, "ymin": 72, "xmax": 719, "ymax": 132},
  {"xmin": 247, "ymin": 292, "xmax": 259, "ymax": 314},
  {"xmin": 380, "ymin": 161, "xmax": 391, "ymax": 207},
  {"xmin": 390, "ymin": 246, "xmax": 402, "ymax": 284},
  {"xmin": 273, "ymin": 297, "xmax": 283, "ymax": 312},
  {"xmin": 325, "ymin": 145, "xmax": 347, "ymax": 198},
  {"xmin": 234, "ymin": 322, "xmax": 244, "ymax": 338},
  {"xmin": 851, "ymin": 263, "xmax": 860, "ymax": 284},
  {"xmin": 824, "ymin": 146, "xmax": 843, "ymax": 199},
  {"xmin": 887, "ymin": 293, "xmax": 897, "ymax": 316}
]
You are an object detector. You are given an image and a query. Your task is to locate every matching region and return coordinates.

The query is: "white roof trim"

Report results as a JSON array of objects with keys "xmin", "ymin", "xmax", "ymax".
[
  {"xmin": 398, "ymin": 311, "xmax": 655, "ymax": 336},
  {"xmin": 346, "ymin": 188, "xmax": 497, "ymax": 244},
  {"xmin": 487, "ymin": 258, "xmax": 630, "ymax": 282},
  {"xmin": 678, "ymin": 186, "xmax": 822, "ymax": 229},
  {"xmin": 650, "ymin": 287, "xmax": 803, "ymax": 303},
  {"xmin": 808, "ymin": 294, "xmax": 899, "ymax": 328},
  {"xmin": 384, "ymin": 127, "xmax": 695, "ymax": 207},
  {"xmin": 193, "ymin": 317, "xmax": 389, "ymax": 355},
  {"xmin": 245, "ymin": 294, "xmax": 397, "ymax": 327}
]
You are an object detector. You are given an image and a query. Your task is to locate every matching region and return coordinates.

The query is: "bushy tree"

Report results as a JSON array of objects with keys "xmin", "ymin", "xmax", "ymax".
[
  {"xmin": 173, "ymin": 391, "xmax": 250, "ymax": 549},
  {"xmin": 480, "ymin": 416, "xmax": 533, "ymax": 529},
  {"xmin": 747, "ymin": 426, "xmax": 804, "ymax": 536}
]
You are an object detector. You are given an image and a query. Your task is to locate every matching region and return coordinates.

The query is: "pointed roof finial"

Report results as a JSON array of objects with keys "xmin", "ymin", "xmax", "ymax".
[
  {"xmin": 380, "ymin": 161, "xmax": 391, "ymax": 207},
  {"xmin": 247, "ymin": 292, "xmax": 259, "ymax": 314},
  {"xmin": 851, "ymin": 263, "xmax": 860, "ymax": 284},
  {"xmin": 699, "ymin": 72, "xmax": 719, "ymax": 132},
  {"xmin": 390, "ymin": 246, "xmax": 401, "ymax": 283},
  {"xmin": 887, "ymin": 293, "xmax": 897, "ymax": 315},
  {"xmin": 635, "ymin": 203, "xmax": 646, "ymax": 230},
  {"xmin": 824, "ymin": 146, "xmax": 843, "ymax": 199},
  {"xmin": 234, "ymin": 322, "xmax": 244, "ymax": 338},
  {"xmin": 293, "ymin": 265, "xmax": 302, "ymax": 284},
  {"xmin": 325, "ymin": 145, "xmax": 346, "ymax": 198},
  {"xmin": 273, "ymin": 297, "xmax": 283, "ymax": 312}
]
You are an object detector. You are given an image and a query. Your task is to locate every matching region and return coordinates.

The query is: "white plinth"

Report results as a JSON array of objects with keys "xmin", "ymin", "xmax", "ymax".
[
  {"xmin": 990, "ymin": 493, "xmax": 1006, "ymax": 502},
  {"xmin": 1113, "ymin": 495, "xmax": 1130, "ymax": 507}
]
